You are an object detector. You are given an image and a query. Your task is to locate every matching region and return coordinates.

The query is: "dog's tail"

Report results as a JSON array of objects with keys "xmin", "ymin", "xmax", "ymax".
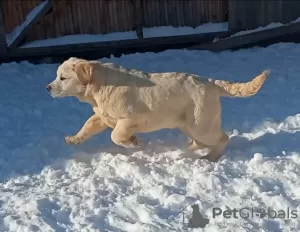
[{"xmin": 209, "ymin": 70, "xmax": 270, "ymax": 98}]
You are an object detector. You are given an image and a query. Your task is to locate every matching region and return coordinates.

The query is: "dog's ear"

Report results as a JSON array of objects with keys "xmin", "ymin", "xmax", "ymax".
[{"xmin": 72, "ymin": 61, "xmax": 93, "ymax": 86}]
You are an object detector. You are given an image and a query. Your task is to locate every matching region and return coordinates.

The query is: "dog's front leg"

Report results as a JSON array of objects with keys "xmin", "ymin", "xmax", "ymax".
[{"xmin": 65, "ymin": 114, "xmax": 107, "ymax": 145}]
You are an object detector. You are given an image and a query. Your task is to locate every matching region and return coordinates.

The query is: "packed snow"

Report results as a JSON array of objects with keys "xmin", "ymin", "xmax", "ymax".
[
  {"xmin": 231, "ymin": 16, "xmax": 300, "ymax": 37},
  {"xmin": 1, "ymin": 42, "xmax": 300, "ymax": 232},
  {"xmin": 142, "ymin": 23, "xmax": 228, "ymax": 38}
]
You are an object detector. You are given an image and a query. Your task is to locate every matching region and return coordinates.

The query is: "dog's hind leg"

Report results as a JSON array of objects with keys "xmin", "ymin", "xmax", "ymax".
[
  {"xmin": 201, "ymin": 131, "xmax": 229, "ymax": 162},
  {"xmin": 198, "ymin": 131, "xmax": 229, "ymax": 162},
  {"xmin": 111, "ymin": 119, "xmax": 143, "ymax": 148},
  {"xmin": 188, "ymin": 139, "xmax": 208, "ymax": 151},
  {"xmin": 187, "ymin": 113, "xmax": 229, "ymax": 162},
  {"xmin": 65, "ymin": 114, "xmax": 107, "ymax": 145},
  {"xmin": 180, "ymin": 127, "xmax": 207, "ymax": 151}
]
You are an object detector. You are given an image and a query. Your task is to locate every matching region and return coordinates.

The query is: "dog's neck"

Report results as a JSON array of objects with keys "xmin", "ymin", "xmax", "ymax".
[
  {"xmin": 76, "ymin": 88, "xmax": 97, "ymax": 106},
  {"xmin": 76, "ymin": 95, "xmax": 97, "ymax": 106}
]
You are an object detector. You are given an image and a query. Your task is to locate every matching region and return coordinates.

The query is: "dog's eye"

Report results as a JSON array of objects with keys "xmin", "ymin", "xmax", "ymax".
[{"xmin": 60, "ymin": 77, "xmax": 67, "ymax": 81}]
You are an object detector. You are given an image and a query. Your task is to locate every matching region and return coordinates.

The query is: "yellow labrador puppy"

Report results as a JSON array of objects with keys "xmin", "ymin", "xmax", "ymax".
[{"xmin": 47, "ymin": 57, "xmax": 269, "ymax": 162}]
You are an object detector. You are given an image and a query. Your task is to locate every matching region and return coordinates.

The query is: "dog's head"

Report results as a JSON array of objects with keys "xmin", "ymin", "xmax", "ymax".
[
  {"xmin": 46, "ymin": 57, "xmax": 94, "ymax": 98},
  {"xmin": 191, "ymin": 204, "xmax": 200, "ymax": 211}
]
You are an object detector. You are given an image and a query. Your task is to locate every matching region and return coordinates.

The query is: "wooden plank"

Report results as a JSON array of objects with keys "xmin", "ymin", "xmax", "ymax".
[
  {"xmin": 5, "ymin": 31, "xmax": 230, "ymax": 61},
  {"xmin": 229, "ymin": 0, "xmax": 300, "ymax": 32},
  {"xmin": 132, "ymin": 0, "xmax": 144, "ymax": 39},
  {"xmin": 264, "ymin": 0, "xmax": 282, "ymax": 26},
  {"xmin": 228, "ymin": 0, "xmax": 239, "ymax": 32},
  {"xmin": 245, "ymin": 1, "xmax": 259, "ymax": 30},
  {"xmin": 8, "ymin": 0, "xmax": 53, "ymax": 48},
  {"xmin": 228, "ymin": 0, "xmax": 264, "ymax": 32},
  {"xmin": 0, "ymin": 0, "xmax": 7, "ymax": 57},
  {"xmin": 189, "ymin": 21, "xmax": 300, "ymax": 52},
  {"xmin": 282, "ymin": 1, "xmax": 300, "ymax": 24}
]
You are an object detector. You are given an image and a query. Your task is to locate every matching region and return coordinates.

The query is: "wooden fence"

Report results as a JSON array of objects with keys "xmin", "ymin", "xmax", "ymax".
[
  {"xmin": 229, "ymin": 0, "xmax": 300, "ymax": 31},
  {"xmin": 2, "ymin": 0, "xmax": 228, "ymax": 43}
]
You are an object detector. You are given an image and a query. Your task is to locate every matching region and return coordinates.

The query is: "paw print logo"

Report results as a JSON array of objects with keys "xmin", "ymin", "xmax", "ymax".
[{"xmin": 181, "ymin": 203, "xmax": 210, "ymax": 229}]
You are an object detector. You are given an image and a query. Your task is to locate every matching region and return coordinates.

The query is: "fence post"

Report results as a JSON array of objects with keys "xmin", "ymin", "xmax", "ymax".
[
  {"xmin": 0, "ymin": 0, "xmax": 7, "ymax": 58},
  {"xmin": 133, "ymin": 0, "xmax": 144, "ymax": 39}
]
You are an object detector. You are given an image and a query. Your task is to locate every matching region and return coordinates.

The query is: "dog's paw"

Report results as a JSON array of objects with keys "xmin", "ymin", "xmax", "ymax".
[
  {"xmin": 187, "ymin": 139, "xmax": 207, "ymax": 151},
  {"xmin": 199, "ymin": 152, "xmax": 224, "ymax": 162},
  {"xmin": 199, "ymin": 155, "xmax": 218, "ymax": 162},
  {"xmin": 65, "ymin": 136, "xmax": 84, "ymax": 145},
  {"xmin": 131, "ymin": 136, "xmax": 143, "ymax": 148},
  {"xmin": 120, "ymin": 136, "xmax": 143, "ymax": 148}
]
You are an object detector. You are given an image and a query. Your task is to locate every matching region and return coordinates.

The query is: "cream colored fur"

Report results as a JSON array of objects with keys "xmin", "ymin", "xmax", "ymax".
[{"xmin": 47, "ymin": 57, "xmax": 270, "ymax": 162}]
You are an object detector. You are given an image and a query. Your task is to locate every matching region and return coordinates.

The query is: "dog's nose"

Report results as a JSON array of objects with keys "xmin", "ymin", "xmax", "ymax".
[{"xmin": 46, "ymin": 85, "xmax": 52, "ymax": 92}]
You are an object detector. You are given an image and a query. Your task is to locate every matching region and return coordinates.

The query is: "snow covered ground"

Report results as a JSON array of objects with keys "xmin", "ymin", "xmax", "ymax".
[{"xmin": 1, "ymin": 42, "xmax": 300, "ymax": 232}]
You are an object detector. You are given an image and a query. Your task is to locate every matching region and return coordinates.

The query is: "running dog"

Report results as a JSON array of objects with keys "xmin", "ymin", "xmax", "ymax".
[{"xmin": 46, "ymin": 57, "xmax": 269, "ymax": 162}]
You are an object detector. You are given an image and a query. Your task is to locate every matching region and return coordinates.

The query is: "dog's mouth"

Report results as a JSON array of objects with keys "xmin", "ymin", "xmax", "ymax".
[
  {"xmin": 47, "ymin": 90, "xmax": 64, "ymax": 98},
  {"xmin": 46, "ymin": 84, "xmax": 67, "ymax": 98}
]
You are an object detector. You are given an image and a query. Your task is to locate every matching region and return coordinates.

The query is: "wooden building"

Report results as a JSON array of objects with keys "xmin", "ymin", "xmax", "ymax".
[{"xmin": 0, "ymin": 0, "xmax": 300, "ymax": 63}]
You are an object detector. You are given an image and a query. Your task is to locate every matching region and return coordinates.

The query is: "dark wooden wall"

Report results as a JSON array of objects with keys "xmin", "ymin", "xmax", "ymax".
[
  {"xmin": 229, "ymin": 0, "xmax": 300, "ymax": 31},
  {"xmin": 2, "ymin": 0, "xmax": 228, "ymax": 43}
]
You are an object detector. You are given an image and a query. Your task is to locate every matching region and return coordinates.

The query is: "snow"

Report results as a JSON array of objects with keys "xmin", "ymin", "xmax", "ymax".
[
  {"xmin": 231, "ymin": 16, "xmax": 300, "ymax": 37},
  {"xmin": 1, "ymin": 42, "xmax": 300, "ymax": 231},
  {"xmin": 231, "ymin": 22, "xmax": 284, "ymax": 37},
  {"xmin": 21, "ymin": 32, "xmax": 138, "ymax": 48},
  {"xmin": 6, "ymin": 0, "xmax": 49, "ymax": 46},
  {"xmin": 20, "ymin": 23, "xmax": 228, "ymax": 48},
  {"xmin": 142, "ymin": 23, "xmax": 228, "ymax": 38}
]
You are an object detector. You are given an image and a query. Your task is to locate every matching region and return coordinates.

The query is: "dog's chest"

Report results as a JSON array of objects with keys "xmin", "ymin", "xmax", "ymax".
[
  {"xmin": 93, "ymin": 106, "xmax": 111, "ymax": 118},
  {"xmin": 101, "ymin": 116, "xmax": 117, "ymax": 128},
  {"xmin": 93, "ymin": 105, "xmax": 104, "ymax": 115},
  {"xmin": 93, "ymin": 88, "xmax": 140, "ymax": 118},
  {"xmin": 92, "ymin": 99, "xmax": 129, "ymax": 117},
  {"xmin": 93, "ymin": 107, "xmax": 117, "ymax": 128}
]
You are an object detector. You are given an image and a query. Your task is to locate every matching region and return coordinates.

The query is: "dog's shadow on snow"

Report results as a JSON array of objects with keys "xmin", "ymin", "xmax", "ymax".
[
  {"xmin": 72, "ymin": 128, "xmax": 300, "ymax": 164},
  {"xmin": 71, "ymin": 129, "xmax": 192, "ymax": 162}
]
